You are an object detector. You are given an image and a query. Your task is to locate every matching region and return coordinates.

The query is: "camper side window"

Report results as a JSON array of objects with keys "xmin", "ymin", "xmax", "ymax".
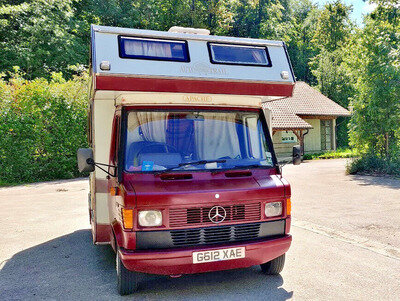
[
  {"xmin": 119, "ymin": 36, "xmax": 190, "ymax": 62},
  {"xmin": 208, "ymin": 43, "xmax": 271, "ymax": 67}
]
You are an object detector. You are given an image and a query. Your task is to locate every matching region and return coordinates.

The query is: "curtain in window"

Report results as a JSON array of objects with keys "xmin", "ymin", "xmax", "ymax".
[
  {"xmin": 194, "ymin": 113, "xmax": 240, "ymax": 160},
  {"xmin": 127, "ymin": 112, "xmax": 168, "ymax": 143},
  {"xmin": 251, "ymin": 49, "xmax": 266, "ymax": 64},
  {"xmin": 124, "ymin": 40, "xmax": 173, "ymax": 58}
]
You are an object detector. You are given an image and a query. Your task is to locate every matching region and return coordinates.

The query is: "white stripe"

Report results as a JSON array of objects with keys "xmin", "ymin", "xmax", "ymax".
[{"xmin": 95, "ymin": 193, "xmax": 109, "ymax": 224}]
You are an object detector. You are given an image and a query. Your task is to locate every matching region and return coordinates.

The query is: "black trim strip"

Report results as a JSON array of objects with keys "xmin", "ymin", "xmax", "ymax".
[
  {"xmin": 118, "ymin": 107, "xmax": 128, "ymax": 182},
  {"xmin": 136, "ymin": 220, "xmax": 285, "ymax": 250}
]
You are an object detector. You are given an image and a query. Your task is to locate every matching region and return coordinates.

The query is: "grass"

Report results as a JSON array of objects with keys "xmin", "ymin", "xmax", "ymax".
[{"xmin": 303, "ymin": 148, "xmax": 356, "ymax": 160}]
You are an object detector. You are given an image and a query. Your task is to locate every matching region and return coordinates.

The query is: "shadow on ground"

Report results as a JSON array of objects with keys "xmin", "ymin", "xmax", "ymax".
[
  {"xmin": 0, "ymin": 230, "xmax": 292, "ymax": 300},
  {"xmin": 349, "ymin": 174, "xmax": 400, "ymax": 189}
]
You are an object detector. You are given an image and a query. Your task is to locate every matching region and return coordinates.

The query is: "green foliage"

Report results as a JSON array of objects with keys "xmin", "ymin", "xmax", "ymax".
[
  {"xmin": 311, "ymin": 0, "xmax": 352, "ymax": 52},
  {"xmin": 343, "ymin": 2, "xmax": 400, "ymax": 175},
  {"xmin": 308, "ymin": 1, "xmax": 354, "ymax": 147},
  {"xmin": 284, "ymin": 0, "xmax": 319, "ymax": 83},
  {"xmin": 0, "ymin": 72, "xmax": 89, "ymax": 184},
  {"xmin": 346, "ymin": 4, "xmax": 400, "ymax": 160},
  {"xmin": 346, "ymin": 156, "xmax": 400, "ymax": 177},
  {"xmin": 303, "ymin": 148, "xmax": 355, "ymax": 160},
  {"xmin": 0, "ymin": 0, "xmax": 86, "ymax": 79}
]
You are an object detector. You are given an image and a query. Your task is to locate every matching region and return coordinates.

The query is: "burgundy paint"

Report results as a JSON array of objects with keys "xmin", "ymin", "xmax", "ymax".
[
  {"xmin": 95, "ymin": 75, "xmax": 294, "ymax": 97},
  {"xmin": 119, "ymin": 235, "xmax": 292, "ymax": 275},
  {"xmin": 95, "ymin": 224, "xmax": 111, "ymax": 243}
]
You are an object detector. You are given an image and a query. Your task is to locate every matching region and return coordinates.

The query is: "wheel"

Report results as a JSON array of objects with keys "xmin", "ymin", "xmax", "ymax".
[
  {"xmin": 116, "ymin": 250, "xmax": 138, "ymax": 295},
  {"xmin": 260, "ymin": 254, "xmax": 285, "ymax": 275}
]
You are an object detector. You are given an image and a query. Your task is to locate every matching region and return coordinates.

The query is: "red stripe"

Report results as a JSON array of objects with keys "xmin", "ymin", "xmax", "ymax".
[
  {"xmin": 95, "ymin": 76, "xmax": 294, "ymax": 97},
  {"xmin": 96, "ymin": 223, "xmax": 111, "ymax": 243}
]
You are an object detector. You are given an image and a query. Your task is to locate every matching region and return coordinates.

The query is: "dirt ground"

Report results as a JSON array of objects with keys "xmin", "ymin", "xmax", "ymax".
[{"xmin": 0, "ymin": 159, "xmax": 399, "ymax": 300}]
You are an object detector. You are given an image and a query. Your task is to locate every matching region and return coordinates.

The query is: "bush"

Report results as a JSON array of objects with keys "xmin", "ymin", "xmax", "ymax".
[
  {"xmin": 303, "ymin": 148, "xmax": 355, "ymax": 160},
  {"xmin": 0, "ymin": 71, "xmax": 89, "ymax": 185},
  {"xmin": 346, "ymin": 156, "xmax": 400, "ymax": 176}
]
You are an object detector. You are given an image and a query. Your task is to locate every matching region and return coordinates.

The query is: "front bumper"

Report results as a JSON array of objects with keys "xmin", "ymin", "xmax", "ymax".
[{"xmin": 119, "ymin": 234, "xmax": 292, "ymax": 275}]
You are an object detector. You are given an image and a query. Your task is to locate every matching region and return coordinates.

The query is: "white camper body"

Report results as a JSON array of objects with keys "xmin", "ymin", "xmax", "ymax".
[{"xmin": 88, "ymin": 25, "xmax": 294, "ymax": 243}]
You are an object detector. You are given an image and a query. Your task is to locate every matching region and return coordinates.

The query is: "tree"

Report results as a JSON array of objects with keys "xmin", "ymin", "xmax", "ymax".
[
  {"xmin": 307, "ymin": 0, "xmax": 354, "ymax": 146},
  {"xmin": 0, "ymin": 0, "xmax": 85, "ymax": 79},
  {"xmin": 347, "ymin": 3, "xmax": 400, "ymax": 158},
  {"xmin": 311, "ymin": 0, "xmax": 352, "ymax": 52},
  {"xmin": 284, "ymin": 0, "xmax": 319, "ymax": 82}
]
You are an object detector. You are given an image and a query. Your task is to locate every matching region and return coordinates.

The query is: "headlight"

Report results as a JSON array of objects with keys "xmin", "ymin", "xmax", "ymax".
[
  {"xmin": 138, "ymin": 210, "xmax": 162, "ymax": 227},
  {"xmin": 265, "ymin": 202, "xmax": 282, "ymax": 217}
]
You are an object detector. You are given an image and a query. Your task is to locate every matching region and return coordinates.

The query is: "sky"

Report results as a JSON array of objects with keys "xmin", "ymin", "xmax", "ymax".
[{"xmin": 313, "ymin": 0, "xmax": 377, "ymax": 25}]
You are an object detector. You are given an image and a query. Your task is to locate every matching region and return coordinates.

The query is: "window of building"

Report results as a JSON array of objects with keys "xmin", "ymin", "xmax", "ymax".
[{"xmin": 320, "ymin": 120, "xmax": 333, "ymax": 150}]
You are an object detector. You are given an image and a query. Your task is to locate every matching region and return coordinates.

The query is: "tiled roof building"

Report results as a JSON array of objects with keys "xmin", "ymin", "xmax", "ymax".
[{"xmin": 262, "ymin": 82, "xmax": 351, "ymax": 158}]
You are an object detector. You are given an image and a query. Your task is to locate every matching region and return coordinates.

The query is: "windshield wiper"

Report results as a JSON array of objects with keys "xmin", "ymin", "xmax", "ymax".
[
  {"xmin": 156, "ymin": 159, "xmax": 227, "ymax": 174},
  {"xmin": 232, "ymin": 164, "xmax": 265, "ymax": 169}
]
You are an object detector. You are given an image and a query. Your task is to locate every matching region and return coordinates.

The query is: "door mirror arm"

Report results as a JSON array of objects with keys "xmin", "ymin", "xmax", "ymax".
[{"xmin": 86, "ymin": 158, "xmax": 116, "ymax": 177}]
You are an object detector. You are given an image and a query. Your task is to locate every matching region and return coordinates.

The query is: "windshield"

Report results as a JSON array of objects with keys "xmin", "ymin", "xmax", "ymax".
[{"xmin": 124, "ymin": 110, "xmax": 274, "ymax": 172}]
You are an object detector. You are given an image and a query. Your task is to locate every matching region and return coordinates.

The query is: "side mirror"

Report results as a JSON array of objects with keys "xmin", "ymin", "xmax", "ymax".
[
  {"xmin": 77, "ymin": 148, "xmax": 95, "ymax": 173},
  {"xmin": 292, "ymin": 145, "xmax": 302, "ymax": 165}
]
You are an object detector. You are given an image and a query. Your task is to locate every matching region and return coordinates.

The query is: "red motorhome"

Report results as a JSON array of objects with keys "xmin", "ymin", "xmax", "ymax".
[{"xmin": 77, "ymin": 25, "xmax": 300, "ymax": 295}]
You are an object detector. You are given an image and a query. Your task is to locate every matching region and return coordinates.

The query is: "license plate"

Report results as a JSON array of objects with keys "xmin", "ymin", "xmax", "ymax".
[{"xmin": 193, "ymin": 247, "xmax": 245, "ymax": 264}]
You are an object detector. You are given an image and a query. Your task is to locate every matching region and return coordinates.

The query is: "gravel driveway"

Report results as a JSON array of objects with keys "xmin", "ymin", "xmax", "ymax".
[{"xmin": 0, "ymin": 159, "xmax": 399, "ymax": 300}]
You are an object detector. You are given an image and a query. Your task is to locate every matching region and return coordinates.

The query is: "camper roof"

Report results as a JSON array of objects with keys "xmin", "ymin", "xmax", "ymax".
[{"xmin": 90, "ymin": 25, "xmax": 295, "ymax": 99}]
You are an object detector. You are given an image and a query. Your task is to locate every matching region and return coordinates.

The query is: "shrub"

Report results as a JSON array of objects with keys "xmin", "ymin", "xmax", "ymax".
[
  {"xmin": 0, "ymin": 72, "xmax": 89, "ymax": 184},
  {"xmin": 346, "ymin": 156, "xmax": 400, "ymax": 176}
]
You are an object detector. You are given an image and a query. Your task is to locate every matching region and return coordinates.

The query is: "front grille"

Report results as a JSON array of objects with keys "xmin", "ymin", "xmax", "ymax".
[
  {"xmin": 171, "ymin": 223, "xmax": 261, "ymax": 247},
  {"xmin": 135, "ymin": 220, "xmax": 286, "ymax": 250},
  {"xmin": 169, "ymin": 202, "xmax": 261, "ymax": 228}
]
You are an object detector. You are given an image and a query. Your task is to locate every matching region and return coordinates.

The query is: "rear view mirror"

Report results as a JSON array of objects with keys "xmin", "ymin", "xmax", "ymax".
[
  {"xmin": 186, "ymin": 113, "xmax": 204, "ymax": 121},
  {"xmin": 292, "ymin": 145, "xmax": 301, "ymax": 165},
  {"xmin": 77, "ymin": 148, "xmax": 95, "ymax": 173}
]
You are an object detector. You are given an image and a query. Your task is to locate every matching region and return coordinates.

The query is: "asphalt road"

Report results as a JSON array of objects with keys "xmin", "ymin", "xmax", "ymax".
[{"xmin": 1, "ymin": 159, "xmax": 399, "ymax": 300}]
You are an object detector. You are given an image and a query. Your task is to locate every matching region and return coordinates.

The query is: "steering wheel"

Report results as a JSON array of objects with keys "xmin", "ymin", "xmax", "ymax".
[
  {"xmin": 218, "ymin": 156, "xmax": 232, "ymax": 160},
  {"xmin": 136, "ymin": 142, "xmax": 178, "ymax": 158}
]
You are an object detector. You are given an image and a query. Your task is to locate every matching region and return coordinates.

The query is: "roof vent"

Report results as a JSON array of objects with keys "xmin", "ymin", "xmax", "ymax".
[{"xmin": 168, "ymin": 26, "xmax": 210, "ymax": 35}]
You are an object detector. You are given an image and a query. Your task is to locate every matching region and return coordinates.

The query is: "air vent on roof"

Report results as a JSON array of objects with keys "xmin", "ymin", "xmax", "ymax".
[{"xmin": 168, "ymin": 26, "xmax": 210, "ymax": 35}]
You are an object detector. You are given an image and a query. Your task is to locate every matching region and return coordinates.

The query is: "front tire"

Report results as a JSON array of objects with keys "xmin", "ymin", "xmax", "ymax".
[
  {"xmin": 116, "ymin": 250, "xmax": 138, "ymax": 295},
  {"xmin": 260, "ymin": 254, "xmax": 285, "ymax": 275}
]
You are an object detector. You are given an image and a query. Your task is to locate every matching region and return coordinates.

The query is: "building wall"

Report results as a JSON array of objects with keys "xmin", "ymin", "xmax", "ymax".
[
  {"xmin": 303, "ymin": 119, "xmax": 321, "ymax": 153},
  {"xmin": 273, "ymin": 118, "xmax": 337, "ymax": 159},
  {"xmin": 272, "ymin": 131, "xmax": 298, "ymax": 160}
]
